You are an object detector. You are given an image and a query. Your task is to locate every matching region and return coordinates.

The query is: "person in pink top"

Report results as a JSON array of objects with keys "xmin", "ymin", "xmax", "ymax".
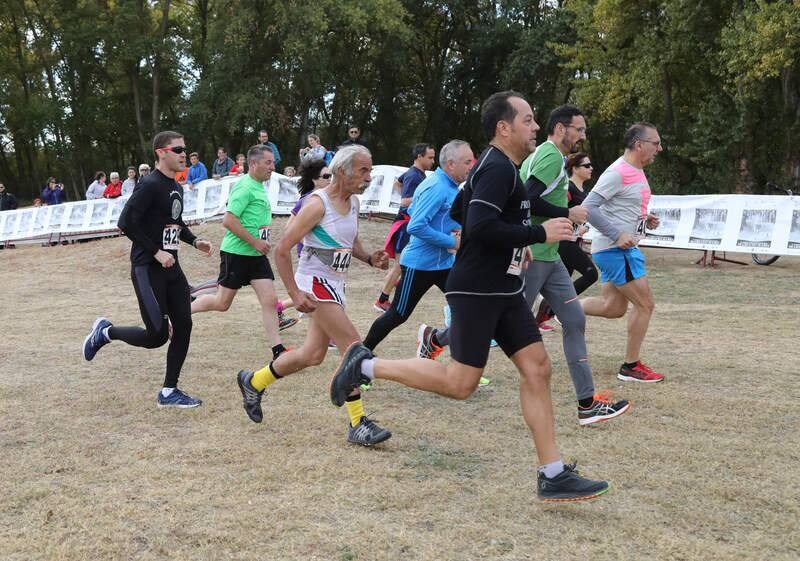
[{"xmin": 581, "ymin": 122, "xmax": 664, "ymax": 383}]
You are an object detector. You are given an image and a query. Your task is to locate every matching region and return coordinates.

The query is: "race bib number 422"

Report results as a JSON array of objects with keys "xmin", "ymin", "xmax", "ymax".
[
  {"xmin": 330, "ymin": 248, "xmax": 352, "ymax": 273},
  {"xmin": 162, "ymin": 224, "xmax": 181, "ymax": 250}
]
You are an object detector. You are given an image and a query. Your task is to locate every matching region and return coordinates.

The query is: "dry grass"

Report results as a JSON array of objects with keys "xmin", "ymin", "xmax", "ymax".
[{"xmin": 1, "ymin": 218, "xmax": 798, "ymax": 561}]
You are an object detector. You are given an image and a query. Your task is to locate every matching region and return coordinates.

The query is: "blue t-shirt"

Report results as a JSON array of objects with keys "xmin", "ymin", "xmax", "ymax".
[{"xmin": 399, "ymin": 166, "xmax": 426, "ymax": 211}]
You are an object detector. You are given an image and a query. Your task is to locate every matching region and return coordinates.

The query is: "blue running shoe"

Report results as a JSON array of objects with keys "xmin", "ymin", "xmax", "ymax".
[
  {"xmin": 156, "ymin": 388, "xmax": 203, "ymax": 408},
  {"xmin": 82, "ymin": 317, "xmax": 112, "ymax": 361}
]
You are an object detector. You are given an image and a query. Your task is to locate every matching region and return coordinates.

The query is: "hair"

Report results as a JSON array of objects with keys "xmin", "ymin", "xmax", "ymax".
[
  {"xmin": 47, "ymin": 176, "xmax": 56, "ymax": 184},
  {"xmin": 412, "ymin": 143, "xmax": 434, "ymax": 160},
  {"xmin": 329, "ymin": 145, "xmax": 371, "ymax": 178},
  {"xmin": 439, "ymin": 140, "xmax": 470, "ymax": 167},
  {"xmin": 94, "ymin": 171, "xmax": 105, "ymax": 181},
  {"xmin": 127, "ymin": 166, "xmax": 136, "ymax": 173},
  {"xmin": 152, "ymin": 131, "xmax": 183, "ymax": 161},
  {"xmin": 139, "ymin": 163, "xmax": 150, "ymax": 170},
  {"xmin": 246, "ymin": 144, "xmax": 273, "ymax": 166},
  {"xmin": 480, "ymin": 90, "xmax": 524, "ymax": 141},
  {"xmin": 565, "ymin": 152, "xmax": 589, "ymax": 177},
  {"xmin": 307, "ymin": 134, "xmax": 320, "ymax": 144},
  {"xmin": 259, "ymin": 129, "xmax": 268, "ymax": 136},
  {"xmin": 297, "ymin": 158, "xmax": 328, "ymax": 196},
  {"xmin": 623, "ymin": 122, "xmax": 658, "ymax": 149},
  {"xmin": 109, "ymin": 172, "xmax": 120, "ymax": 179},
  {"xmin": 236, "ymin": 153, "xmax": 246, "ymax": 160},
  {"xmin": 189, "ymin": 152, "xmax": 199, "ymax": 159},
  {"xmin": 348, "ymin": 126, "xmax": 359, "ymax": 133},
  {"xmin": 546, "ymin": 105, "xmax": 584, "ymax": 135}
]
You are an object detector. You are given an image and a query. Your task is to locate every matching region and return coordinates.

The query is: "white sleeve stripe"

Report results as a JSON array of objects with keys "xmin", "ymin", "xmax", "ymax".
[{"xmin": 470, "ymin": 199, "xmax": 503, "ymax": 212}]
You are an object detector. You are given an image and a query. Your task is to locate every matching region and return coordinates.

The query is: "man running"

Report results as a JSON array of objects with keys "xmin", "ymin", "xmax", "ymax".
[
  {"xmin": 330, "ymin": 92, "xmax": 610, "ymax": 501},
  {"xmin": 82, "ymin": 131, "xmax": 213, "ymax": 408},
  {"xmin": 190, "ymin": 145, "xmax": 287, "ymax": 361},
  {"xmin": 236, "ymin": 145, "xmax": 394, "ymax": 446},
  {"xmin": 362, "ymin": 140, "xmax": 471, "ymax": 352},
  {"xmin": 518, "ymin": 105, "xmax": 630, "ymax": 425},
  {"xmin": 582, "ymin": 122, "xmax": 664, "ymax": 382}
]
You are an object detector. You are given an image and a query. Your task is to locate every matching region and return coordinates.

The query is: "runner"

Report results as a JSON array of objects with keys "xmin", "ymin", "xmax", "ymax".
[
  {"xmin": 190, "ymin": 145, "xmax": 288, "ymax": 361},
  {"xmin": 581, "ymin": 122, "xmax": 664, "ymax": 382},
  {"xmin": 82, "ymin": 131, "xmax": 213, "ymax": 408},
  {"xmin": 236, "ymin": 145, "xmax": 394, "ymax": 446},
  {"xmin": 519, "ymin": 105, "xmax": 630, "ymax": 425},
  {"xmin": 330, "ymin": 92, "xmax": 610, "ymax": 501}
]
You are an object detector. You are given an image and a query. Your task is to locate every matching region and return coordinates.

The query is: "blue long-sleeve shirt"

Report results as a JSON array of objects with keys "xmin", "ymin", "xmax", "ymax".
[
  {"xmin": 400, "ymin": 167, "xmax": 461, "ymax": 271},
  {"xmin": 187, "ymin": 162, "xmax": 208, "ymax": 185},
  {"xmin": 263, "ymin": 141, "xmax": 281, "ymax": 168}
]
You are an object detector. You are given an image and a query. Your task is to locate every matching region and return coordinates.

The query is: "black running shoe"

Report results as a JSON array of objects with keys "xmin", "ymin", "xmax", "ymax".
[
  {"xmin": 237, "ymin": 370, "xmax": 264, "ymax": 423},
  {"xmin": 537, "ymin": 463, "xmax": 609, "ymax": 502},
  {"xmin": 347, "ymin": 416, "xmax": 391, "ymax": 446},
  {"xmin": 330, "ymin": 342, "xmax": 374, "ymax": 407}
]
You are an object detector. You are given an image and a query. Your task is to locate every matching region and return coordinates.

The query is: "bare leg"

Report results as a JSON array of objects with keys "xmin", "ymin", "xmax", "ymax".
[
  {"xmin": 581, "ymin": 281, "xmax": 628, "ymax": 318},
  {"xmin": 615, "ymin": 277, "xmax": 655, "ymax": 363},
  {"xmin": 251, "ymin": 279, "xmax": 281, "ymax": 347},
  {"xmin": 191, "ymin": 285, "xmax": 237, "ymax": 313},
  {"xmin": 373, "ymin": 357, "xmax": 484, "ymax": 400}
]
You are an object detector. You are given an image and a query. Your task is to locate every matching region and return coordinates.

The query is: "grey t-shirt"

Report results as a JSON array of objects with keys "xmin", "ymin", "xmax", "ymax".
[{"xmin": 121, "ymin": 178, "xmax": 136, "ymax": 197}]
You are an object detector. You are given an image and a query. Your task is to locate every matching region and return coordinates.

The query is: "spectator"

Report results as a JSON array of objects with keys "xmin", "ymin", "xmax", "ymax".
[
  {"xmin": 186, "ymin": 152, "xmax": 208, "ymax": 189},
  {"xmin": 0, "ymin": 183, "xmax": 18, "ymax": 211},
  {"xmin": 229, "ymin": 153, "xmax": 247, "ymax": 175},
  {"xmin": 299, "ymin": 134, "xmax": 326, "ymax": 162},
  {"xmin": 33, "ymin": 198, "xmax": 43, "ymax": 207},
  {"xmin": 103, "ymin": 172, "xmax": 123, "ymax": 198},
  {"xmin": 138, "ymin": 163, "xmax": 151, "ymax": 183},
  {"xmin": 212, "ymin": 147, "xmax": 235, "ymax": 178},
  {"xmin": 258, "ymin": 130, "xmax": 281, "ymax": 169},
  {"xmin": 122, "ymin": 167, "xmax": 137, "ymax": 196},
  {"xmin": 340, "ymin": 125, "xmax": 368, "ymax": 148},
  {"xmin": 85, "ymin": 172, "xmax": 107, "ymax": 200},
  {"xmin": 42, "ymin": 177, "xmax": 68, "ymax": 205},
  {"xmin": 283, "ymin": 166, "xmax": 296, "ymax": 177}
]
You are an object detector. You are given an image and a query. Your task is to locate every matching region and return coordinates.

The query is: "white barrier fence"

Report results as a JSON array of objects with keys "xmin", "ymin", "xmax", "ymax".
[{"xmin": 2, "ymin": 169, "xmax": 799, "ymax": 256}]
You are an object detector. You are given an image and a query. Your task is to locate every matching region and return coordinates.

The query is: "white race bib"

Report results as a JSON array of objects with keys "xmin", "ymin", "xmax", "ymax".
[
  {"xmin": 258, "ymin": 226, "xmax": 270, "ymax": 242},
  {"xmin": 635, "ymin": 216, "xmax": 647, "ymax": 239},
  {"xmin": 330, "ymin": 248, "xmax": 352, "ymax": 273},
  {"xmin": 162, "ymin": 224, "xmax": 180, "ymax": 250},
  {"xmin": 506, "ymin": 247, "xmax": 524, "ymax": 276}
]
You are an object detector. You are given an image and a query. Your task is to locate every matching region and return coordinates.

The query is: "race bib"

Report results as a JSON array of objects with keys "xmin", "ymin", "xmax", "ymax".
[
  {"xmin": 258, "ymin": 226, "xmax": 270, "ymax": 242},
  {"xmin": 162, "ymin": 224, "xmax": 180, "ymax": 250},
  {"xmin": 330, "ymin": 248, "xmax": 352, "ymax": 273},
  {"xmin": 506, "ymin": 247, "xmax": 524, "ymax": 276},
  {"xmin": 572, "ymin": 222, "xmax": 583, "ymax": 241},
  {"xmin": 635, "ymin": 216, "xmax": 647, "ymax": 239}
]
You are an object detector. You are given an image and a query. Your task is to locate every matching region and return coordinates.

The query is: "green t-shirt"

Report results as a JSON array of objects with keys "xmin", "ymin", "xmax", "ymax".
[
  {"xmin": 519, "ymin": 140, "xmax": 568, "ymax": 261},
  {"xmin": 220, "ymin": 174, "xmax": 272, "ymax": 256}
]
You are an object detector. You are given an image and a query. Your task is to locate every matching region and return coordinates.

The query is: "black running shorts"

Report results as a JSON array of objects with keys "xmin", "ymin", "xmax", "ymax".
[
  {"xmin": 218, "ymin": 250, "xmax": 274, "ymax": 289},
  {"xmin": 446, "ymin": 293, "xmax": 542, "ymax": 368}
]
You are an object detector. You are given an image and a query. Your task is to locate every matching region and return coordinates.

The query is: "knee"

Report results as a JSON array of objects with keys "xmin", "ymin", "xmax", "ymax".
[
  {"xmin": 560, "ymin": 303, "xmax": 586, "ymax": 331},
  {"xmin": 449, "ymin": 379, "xmax": 477, "ymax": 400},
  {"xmin": 585, "ymin": 267, "xmax": 599, "ymax": 284},
  {"xmin": 216, "ymin": 299, "xmax": 232, "ymax": 312},
  {"xmin": 144, "ymin": 327, "xmax": 170, "ymax": 348},
  {"xmin": 641, "ymin": 298, "xmax": 655, "ymax": 314},
  {"xmin": 609, "ymin": 306, "xmax": 627, "ymax": 319},
  {"xmin": 519, "ymin": 358, "xmax": 552, "ymax": 387},
  {"xmin": 304, "ymin": 348, "xmax": 327, "ymax": 367}
]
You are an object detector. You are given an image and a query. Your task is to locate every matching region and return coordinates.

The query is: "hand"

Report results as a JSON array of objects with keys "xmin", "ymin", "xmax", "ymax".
[
  {"xmin": 448, "ymin": 230, "xmax": 461, "ymax": 254},
  {"xmin": 195, "ymin": 239, "xmax": 213, "ymax": 256},
  {"xmin": 212, "ymin": 174, "xmax": 221, "ymax": 180},
  {"xmin": 646, "ymin": 213, "xmax": 660, "ymax": 230},
  {"xmin": 615, "ymin": 232, "xmax": 637, "ymax": 249},
  {"xmin": 568, "ymin": 205, "xmax": 589, "ymax": 224},
  {"xmin": 370, "ymin": 250, "xmax": 390, "ymax": 270},
  {"xmin": 577, "ymin": 225, "xmax": 590, "ymax": 237},
  {"xmin": 155, "ymin": 250, "xmax": 176, "ymax": 268},
  {"xmin": 522, "ymin": 247, "xmax": 533, "ymax": 270},
  {"xmin": 292, "ymin": 291, "xmax": 318, "ymax": 314},
  {"xmin": 188, "ymin": 183, "xmax": 194, "ymax": 190},
  {"xmin": 541, "ymin": 217, "xmax": 574, "ymax": 243},
  {"xmin": 253, "ymin": 239, "xmax": 271, "ymax": 255}
]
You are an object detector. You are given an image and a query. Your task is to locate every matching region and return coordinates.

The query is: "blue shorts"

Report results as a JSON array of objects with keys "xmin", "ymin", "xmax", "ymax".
[{"xmin": 592, "ymin": 247, "xmax": 647, "ymax": 286}]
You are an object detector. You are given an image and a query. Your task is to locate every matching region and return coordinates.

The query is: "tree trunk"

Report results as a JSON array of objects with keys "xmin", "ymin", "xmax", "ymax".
[{"xmin": 151, "ymin": 0, "xmax": 172, "ymax": 131}]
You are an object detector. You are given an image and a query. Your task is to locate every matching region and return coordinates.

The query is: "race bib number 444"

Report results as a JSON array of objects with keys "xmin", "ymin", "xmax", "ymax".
[
  {"xmin": 330, "ymin": 248, "xmax": 352, "ymax": 273},
  {"xmin": 506, "ymin": 247, "xmax": 524, "ymax": 276},
  {"xmin": 162, "ymin": 224, "xmax": 181, "ymax": 250}
]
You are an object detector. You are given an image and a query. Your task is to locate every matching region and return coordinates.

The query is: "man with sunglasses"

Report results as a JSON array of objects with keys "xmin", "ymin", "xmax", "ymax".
[
  {"xmin": 581, "ymin": 122, "xmax": 664, "ymax": 383},
  {"xmin": 519, "ymin": 105, "xmax": 630, "ymax": 426},
  {"xmin": 82, "ymin": 131, "xmax": 213, "ymax": 408},
  {"xmin": 340, "ymin": 126, "xmax": 367, "ymax": 148}
]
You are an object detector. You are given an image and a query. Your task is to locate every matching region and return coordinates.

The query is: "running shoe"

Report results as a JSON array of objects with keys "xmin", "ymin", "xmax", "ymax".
[
  {"xmin": 278, "ymin": 313, "xmax": 298, "ymax": 331},
  {"xmin": 478, "ymin": 376, "xmax": 491, "ymax": 387},
  {"xmin": 347, "ymin": 416, "xmax": 392, "ymax": 446},
  {"xmin": 417, "ymin": 324, "xmax": 444, "ymax": 360},
  {"xmin": 237, "ymin": 370, "xmax": 264, "ymax": 423},
  {"xmin": 82, "ymin": 317, "xmax": 112, "ymax": 361},
  {"xmin": 538, "ymin": 322, "xmax": 555, "ymax": 333},
  {"xmin": 156, "ymin": 388, "xmax": 202, "ymax": 408},
  {"xmin": 373, "ymin": 299, "xmax": 391, "ymax": 313},
  {"xmin": 330, "ymin": 342, "xmax": 375, "ymax": 407},
  {"xmin": 359, "ymin": 383, "xmax": 372, "ymax": 391},
  {"xmin": 578, "ymin": 391, "xmax": 631, "ymax": 426},
  {"xmin": 490, "ymin": 339, "xmax": 499, "ymax": 348},
  {"xmin": 443, "ymin": 304, "xmax": 452, "ymax": 327},
  {"xmin": 617, "ymin": 361, "xmax": 665, "ymax": 383},
  {"xmin": 536, "ymin": 302, "xmax": 555, "ymax": 324},
  {"xmin": 537, "ymin": 463, "xmax": 609, "ymax": 502}
]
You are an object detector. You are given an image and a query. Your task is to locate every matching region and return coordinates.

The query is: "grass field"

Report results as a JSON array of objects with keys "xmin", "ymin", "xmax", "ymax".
[{"xmin": 1, "ymin": 217, "xmax": 798, "ymax": 561}]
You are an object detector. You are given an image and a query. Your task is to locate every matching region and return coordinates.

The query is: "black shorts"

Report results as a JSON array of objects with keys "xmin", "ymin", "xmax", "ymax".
[
  {"xmin": 218, "ymin": 250, "xmax": 274, "ymax": 289},
  {"xmin": 446, "ymin": 293, "xmax": 542, "ymax": 368}
]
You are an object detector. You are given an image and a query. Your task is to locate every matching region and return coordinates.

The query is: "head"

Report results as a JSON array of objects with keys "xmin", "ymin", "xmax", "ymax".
[
  {"xmin": 246, "ymin": 145, "xmax": 275, "ymax": 182},
  {"xmin": 216, "ymin": 147, "xmax": 227, "ymax": 161},
  {"xmin": 347, "ymin": 126, "xmax": 360, "ymax": 139},
  {"xmin": 438, "ymin": 140, "xmax": 473, "ymax": 184},
  {"xmin": 547, "ymin": 105, "xmax": 586, "ymax": 155},
  {"xmin": 33, "ymin": 197, "xmax": 42, "ymax": 207},
  {"xmin": 109, "ymin": 172, "xmax": 120, "ymax": 184},
  {"xmin": 413, "ymin": 143, "xmax": 436, "ymax": 171},
  {"xmin": 127, "ymin": 166, "xmax": 136, "ymax": 179},
  {"xmin": 47, "ymin": 176, "xmax": 56, "ymax": 187},
  {"xmin": 258, "ymin": 130, "xmax": 269, "ymax": 144},
  {"xmin": 94, "ymin": 171, "xmax": 106, "ymax": 183},
  {"xmin": 307, "ymin": 134, "xmax": 320, "ymax": 147},
  {"xmin": 566, "ymin": 152, "xmax": 592, "ymax": 182},
  {"xmin": 153, "ymin": 131, "xmax": 187, "ymax": 174},
  {"xmin": 329, "ymin": 145, "xmax": 372, "ymax": 194},
  {"xmin": 0, "ymin": 183, "xmax": 5, "ymax": 193},
  {"xmin": 623, "ymin": 122, "xmax": 662, "ymax": 167},
  {"xmin": 189, "ymin": 152, "xmax": 199, "ymax": 166},
  {"xmin": 297, "ymin": 158, "xmax": 330, "ymax": 196},
  {"xmin": 283, "ymin": 166, "xmax": 296, "ymax": 177},
  {"xmin": 139, "ymin": 164, "xmax": 150, "ymax": 176},
  {"xmin": 236, "ymin": 154, "xmax": 246, "ymax": 168},
  {"xmin": 481, "ymin": 91, "xmax": 539, "ymax": 162}
]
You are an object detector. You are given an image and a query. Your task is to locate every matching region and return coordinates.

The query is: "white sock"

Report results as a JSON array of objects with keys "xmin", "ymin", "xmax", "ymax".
[
  {"xmin": 161, "ymin": 387, "xmax": 175, "ymax": 397},
  {"xmin": 102, "ymin": 326, "xmax": 111, "ymax": 341},
  {"xmin": 538, "ymin": 459, "xmax": 565, "ymax": 479},
  {"xmin": 360, "ymin": 359, "xmax": 375, "ymax": 380}
]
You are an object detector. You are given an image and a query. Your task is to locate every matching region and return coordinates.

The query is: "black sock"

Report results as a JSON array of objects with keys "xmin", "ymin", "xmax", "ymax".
[
  {"xmin": 623, "ymin": 361, "xmax": 638, "ymax": 369},
  {"xmin": 269, "ymin": 360, "xmax": 283, "ymax": 378},
  {"xmin": 272, "ymin": 344, "xmax": 286, "ymax": 360},
  {"xmin": 378, "ymin": 292, "xmax": 389, "ymax": 303},
  {"xmin": 578, "ymin": 397, "xmax": 594, "ymax": 408}
]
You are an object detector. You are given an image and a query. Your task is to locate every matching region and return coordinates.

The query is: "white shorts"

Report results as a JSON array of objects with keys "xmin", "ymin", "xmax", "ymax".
[{"xmin": 295, "ymin": 272, "xmax": 346, "ymax": 307}]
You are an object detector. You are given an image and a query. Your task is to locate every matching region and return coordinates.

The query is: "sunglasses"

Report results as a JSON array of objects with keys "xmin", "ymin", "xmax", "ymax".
[
  {"xmin": 576, "ymin": 163, "xmax": 593, "ymax": 168},
  {"xmin": 349, "ymin": 130, "xmax": 359, "ymax": 134},
  {"xmin": 318, "ymin": 173, "xmax": 332, "ymax": 179},
  {"xmin": 160, "ymin": 146, "xmax": 187, "ymax": 154}
]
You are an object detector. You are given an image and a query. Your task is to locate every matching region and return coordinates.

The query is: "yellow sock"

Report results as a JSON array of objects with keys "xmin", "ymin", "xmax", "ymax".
[
  {"xmin": 251, "ymin": 362, "xmax": 280, "ymax": 392},
  {"xmin": 345, "ymin": 396, "xmax": 365, "ymax": 427}
]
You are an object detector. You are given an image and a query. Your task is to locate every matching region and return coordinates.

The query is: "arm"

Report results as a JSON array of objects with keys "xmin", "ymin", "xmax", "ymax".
[
  {"xmin": 524, "ymin": 175, "xmax": 569, "ymax": 218},
  {"xmin": 583, "ymin": 191, "xmax": 623, "ymax": 241},
  {"xmin": 222, "ymin": 211, "xmax": 269, "ymax": 255},
  {"xmin": 467, "ymin": 199, "xmax": 547, "ymax": 247},
  {"xmin": 407, "ymin": 187, "xmax": 457, "ymax": 249},
  {"xmin": 352, "ymin": 234, "xmax": 389, "ymax": 270}
]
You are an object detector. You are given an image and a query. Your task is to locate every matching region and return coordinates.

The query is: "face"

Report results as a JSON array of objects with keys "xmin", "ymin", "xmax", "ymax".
[
  {"xmin": 308, "ymin": 136, "xmax": 318, "ymax": 147},
  {"xmin": 111, "ymin": 175, "xmax": 119, "ymax": 184},
  {"xmin": 340, "ymin": 153, "xmax": 372, "ymax": 194},
  {"xmin": 259, "ymin": 132, "xmax": 268, "ymax": 143},
  {"xmin": 249, "ymin": 151, "xmax": 275, "ymax": 181},
  {"xmin": 637, "ymin": 128, "xmax": 663, "ymax": 166},
  {"xmin": 506, "ymin": 97, "xmax": 539, "ymax": 157},
  {"xmin": 190, "ymin": 155, "xmax": 198, "ymax": 166},
  {"xmin": 237, "ymin": 156, "xmax": 246, "ymax": 167},
  {"xmin": 49, "ymin": 180, "xmax": 56, "ymax": 187},
  {"xmin": 139, "ymin": 167, "xmax": 150, "ymax": 176},
  {"xmin": 128, "ymin": 169, "xmax": 136, "ymax": 179},
  {"xmin": 561, "ymin": 116, "xmax": 587, "ymax": 154},
  {"xmin": 574, "ymin": 158, "xmax": 593, "ymax": 181},
  {"xmin": 446, "ymin": 145, "xmax": 474, "ymax": 184},
  {"xmin": 348, "ymin": 128, "xmax": 359, "ymax": 138},
  {"xmin": 158, "ymin": 138, "xmax": 187, "ymax": 172},
  {"xmin": 312, "ymin": 166, "xmax": 332, "ymax": 189},
  {"xmin": 0, "ymin": 184, "xmax": 4, "ymax": 192},
  {"xmin": 217, "ymin": 149, "xmax": 226, "ymax": 160},
  {"xmin": 418, "ymin": 148, "xmax": 436, "ymax": 171}
]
